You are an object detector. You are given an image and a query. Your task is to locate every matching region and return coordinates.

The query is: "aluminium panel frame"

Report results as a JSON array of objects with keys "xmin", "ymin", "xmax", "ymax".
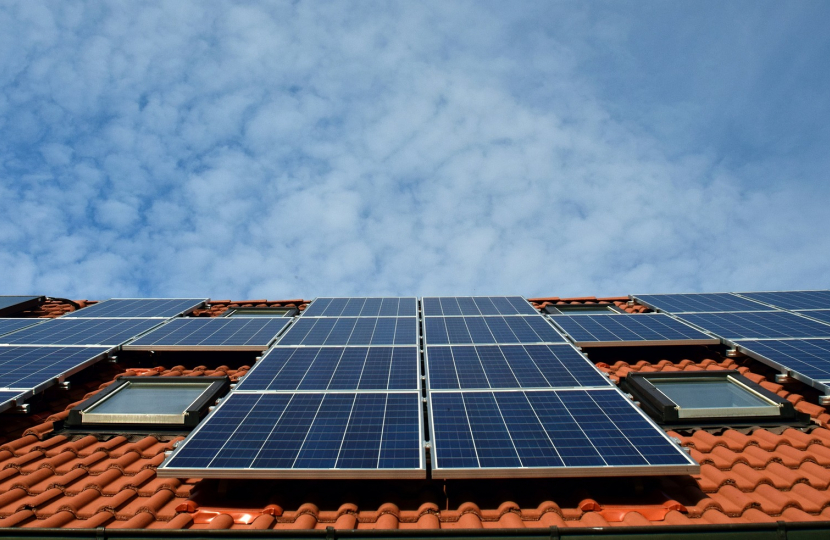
[
  {"xmin": 425, "ymin": 386, "xmax": 699, "ymax": 479},
  {"xmin": 63, "ymin": 298, "xmax": 208, "ymax": 319},
  {"xmin": 546, "ymin": 314, "xmax": 720, "ymax": 348},
  {"xmin": 156, "ymin": 389, "xmax": 427, "ymax": 480}
]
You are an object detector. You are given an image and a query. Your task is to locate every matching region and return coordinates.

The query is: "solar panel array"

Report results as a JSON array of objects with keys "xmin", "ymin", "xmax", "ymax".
[
  {"xmin": 161, "ymin": 297, "xmax": 425, "ymax": 478},
  {"xmin": 63, "ymin": 298, "xmax": 206, "ymax": 318},
  {"xmin": 675, "ymin": 312, "xmax": 830, "ymax": 341},
  {"xmin": 424, "ymin": 297, "xmax": 695, "ymax": 478},
  {"xmin": 0, "ymin": 346, "xmax": 110, "ymax": 390},
  {"xmin": 630, "ymin": 290, "xmax": 830, "ymax": 398},
  {"xmin": 633, "ymin": 293, "xmax": 772, "ymax": 313},
  {"xmin": 0, "ymin": 318, "xmax": 163, "ymax": 347},
  {"xmin": 0, "ymin": 390, "xmax": 26, "ymax": 413},
  {"xmin": 124, "ymin": 317, "xmax": 291, "ymax": 351},
  {"xmin": 735, "ymin": 339, "xmax": 830, "ymax": 384},
  {"xmin": 548, "ymin": 314, "xmax": 718, "ymax": 347}
]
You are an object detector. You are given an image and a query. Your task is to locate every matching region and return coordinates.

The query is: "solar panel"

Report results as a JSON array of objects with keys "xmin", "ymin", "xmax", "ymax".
[
  {"xmin": 428, "ymin": 388, "xmax": 697, "ymax": 478},
  {"xmin": 422, "ymin": 296, "xmax": 538, "ymax": 317},
  {"xmin": 0, "ymin": 296, "xmax": 42, "ymax": 317},
  {"xmin": 737, "ymin": 291, "xmax": 830, "ymax": 311},
  {"xmin": 0, "ymin": 318, "xmax": 46, "ymax": 337},
  {"xmin": 277, "ymin": 317, "xmax": 417, "ymax": 346},
  {"xmin": 676, "ymin": 311, "xmax": 830, "ymax": 341},
  {"xmin": 63, "ymin": 298, "xmax": 206, "ymax": 318},
  {"xmin": 734, "ymin": 339, "xmax": 830, "ymax": 384},
  {"xmin": 236, "ymin": 347, "xmax": 420, "ymax": 391},
  {"xmin": 0, "ymin": 346, "xmax": 110, "ymax": 390},
  {"xmin": 0, "ymin": 318, "xmax": 162, "ymax": 346},
  {"xmin": 159, "ymin": 391, "xmax": 424, "ymax": 478},
  {"xmin": 632, "ymin": 293, "xmax": 772, "ymax": 313},
  {"xmin": 424, "ymin": 316, "xmax": 565, "ymax": 345},
  {"xmin": 548, "ymin": 314, "xmax": 718, "ymax": 347},
  {"xmin": 794, "ymin": 310, "xmax": 830, "ymax": 326},
  {"xmin": 427, "ymin": 344, "xmax": 612, "ymax": 390},
  {"xmin": 0, "ymin": 390, "xmax": 26, "ymax": 413},
  {"xmin": 302, "ymin": 297, "xmax": 417, "ymax": 317},
  {"xmin": 123, "ymin": 317, "xmax": 291, "ymax": 351}
]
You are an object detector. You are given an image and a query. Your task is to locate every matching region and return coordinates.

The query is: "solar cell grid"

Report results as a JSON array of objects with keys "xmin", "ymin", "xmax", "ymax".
[
  {"xmin": 429, "ymin": 389, "xmax": 696, "ymax": 477},
  {"xmin": 236, "ymin": 346, "xmax": 420, "ymax": 391},
  {"xmin": 735, "ymin": 339, "xmax": 830, "ymax": 383},
  {"xmin": 277, "ymin": 317, "xmax": 417, "ymax": 346},
  {"xmin": 302, "ymin": 298, "xmax": 417, "ymax": 317},
  {"xmin": 677, "ymin": 311, "xmax": 830, "ymax": 340},
  {"xmin": 161, "ymin": 391, "xmax": 423, "ymax": 477},
  {"xmin": 63, "ymin": 298, "xmax": 206, "ymax": 318},
  {"xmin": 0, "ymin": 346, "xmax": 110, "ymax": 390},
  {"xmin": 548, "ymin": 314, "xmax": 717, "ymax": 347},
  {"xmin": 422, "ymin": 296, "xmax": 537, "ymax": 317},
  {"xmin": 124, "ymin": 317, "xmax": 291, "ymax": 350},
  {"xmin": 737, "ymin": 291, "xmax": 830, "ymax": 311},
  {"xmin": 0, "ymin": 318, "xmax": 45, "ymax": 337},
  {"xmin": 426, "ymin": 344, "xmax": 611, "ymax": 390},
  {"xmin": 0, "ymin": 318, "xmax": 162, "ymax": 346},
  {"xmin": 633, "ymin": 293, "xmax": 772, "ymax": 313},
  {"xmin": 424, "ymin": 316, "xmax": 565, "ymax": 345}
]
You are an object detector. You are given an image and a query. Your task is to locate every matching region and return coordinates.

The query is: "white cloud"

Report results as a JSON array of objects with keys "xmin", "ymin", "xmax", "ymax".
[{"xmin": 0, "ymin": 1, "xmax": 827, "ymax": 300}]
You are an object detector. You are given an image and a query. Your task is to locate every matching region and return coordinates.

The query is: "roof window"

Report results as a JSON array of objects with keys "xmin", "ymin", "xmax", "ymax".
[
  {"xmin": 66, "ymin": 376, "xmax": 229, "ymax": 430},
  {"xmin": 622, "ymin": 370, "xmax": 807, "ymax": 426}
]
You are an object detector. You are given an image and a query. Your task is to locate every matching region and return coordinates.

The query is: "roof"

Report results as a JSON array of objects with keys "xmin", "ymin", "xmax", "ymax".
[{"xmin": 1, "ymin": 296, "xmax": 830, "ymax": 533}]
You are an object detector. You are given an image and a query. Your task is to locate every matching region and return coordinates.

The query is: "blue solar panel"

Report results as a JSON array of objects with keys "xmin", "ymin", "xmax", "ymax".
[
  {"xmin": 277, "ymin": 317, "xmax": 417, "ymax": 346},
  {"xmin": 795, "ymin": 310, "xmax": 830, "ymax": 326},
  {"xmin": 160, "ymin": 392, "xmax": 424, "ymax": 477},
  {"xmin": 63, "ymin": 298, "xmax": 206, "ymax": 318},
  {"xmin": 737, "ymin": 291, "xmax": 830, "ymax": 311},
  {"xmin": 427, "ymin": 344, "xmax": 611, "ymax": 390},
  {"xmin": 422, "ymin": 297, "xmax": 538, "ymax": 316},
  {"xmin": 549, "ymin": 314, "xmax": 718, "ymax": 347},
  {"xmin": 0, "ymin": 318, "xmax": 162, "ymax": 346},
  {"xmin": 633, "ymin": 293, "xmax": 772, "ymax": 313},
  {"xmin": 302, "ymin": 297, "xmax": 417, "ymax": 317},
  {"xmin": 236, "ymin": 347, "xmax": 420, "ymax": 391},
  {"xmin": 429, "ymin": 389, "xmax": 696, "ymax": 477},
  {"xmin": 676, "ymin": 312, "xmax": 830, "ymax": 340},
  {"xmin": 424, "ymin": 316, "xmax": 565, "ymax": 345},
  {"xmin": 0, "ymin": 346, "xmax": 110, "ymax": 389},
  {"xmin": 0, "ymin": 318, "xmax": 45, "ymax": 337},
  {"xmin": 735, "ymin": 339, "xmax": 830, "ymax": 383},
  {"xmin": 124, "ymin": 317, "xmax": 291, "ymax": 350}
]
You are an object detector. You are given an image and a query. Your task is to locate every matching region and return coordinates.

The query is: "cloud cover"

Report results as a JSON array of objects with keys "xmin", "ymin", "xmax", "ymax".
[{"xmin": 1, "ymin": 1, "xmax": 828, "ymax": 299}]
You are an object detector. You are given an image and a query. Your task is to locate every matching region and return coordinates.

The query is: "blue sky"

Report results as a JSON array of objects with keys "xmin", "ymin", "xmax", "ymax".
[{"xmin": 1, "ymin": 1, "xmax": 828, "ymax": 300}]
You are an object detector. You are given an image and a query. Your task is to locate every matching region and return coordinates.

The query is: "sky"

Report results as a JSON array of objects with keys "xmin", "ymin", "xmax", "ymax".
[{"xmin": 1, "ymin": 1, "xmax": 828, "ymax": 300}]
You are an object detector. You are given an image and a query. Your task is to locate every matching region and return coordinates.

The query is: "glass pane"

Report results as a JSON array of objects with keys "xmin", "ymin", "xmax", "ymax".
[
  {"xmin": 88, "ymin": 382, "xmax": 211, "ymax": 415},
  {"xmin": 651, "ymin": 378, "xmax": 772, "ymax": 409}
]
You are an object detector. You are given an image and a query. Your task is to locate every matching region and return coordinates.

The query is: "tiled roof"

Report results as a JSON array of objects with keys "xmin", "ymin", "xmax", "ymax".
[{"xmin": 1, "ymin": 296, "xmax": 829, "ymax": 532}]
